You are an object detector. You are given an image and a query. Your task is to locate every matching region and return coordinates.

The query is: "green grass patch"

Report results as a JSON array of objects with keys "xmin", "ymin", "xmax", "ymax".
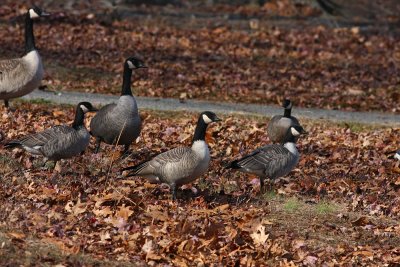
[
  {"xmin": 315, "ymin": 201, "xmax": 337, "ymax": 215},
  {"xmin": 282, "ymin": 197, "xmax": 303, "ymax": 212}
]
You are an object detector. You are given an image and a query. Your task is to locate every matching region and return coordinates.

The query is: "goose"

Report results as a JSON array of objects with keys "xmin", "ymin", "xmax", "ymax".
[
  {"xmin": 226, "ymin": 125, "xmax": 307, "ymax": 192},
  {"xmin": 396, "ymin": 151, "xmax": 400, "ymax": 161},
  {"xmin": 90, "ymin": 56, "xmax": 146, "ymax": 154},
  {"xmin": 4, "ymin": 102, "xmax": 97, "ymax": 165},
  {"xmin": 387, "ymin": 150, "xmax": 400, "ymax": 161},
  {"xmin": 0, "ymin": 6, "xmax": 49, "ymax": 108},
  {"xmin": 122, "ymin": 111, "xmax": 221, "ymax": 200},
  {"xmin": 267, "ymin": 99, "xmax": 301, "ymax": 144}
]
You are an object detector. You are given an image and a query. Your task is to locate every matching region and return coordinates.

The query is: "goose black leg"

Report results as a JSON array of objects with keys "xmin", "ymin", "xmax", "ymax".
[
  {"xmin": 95, "ymin": 138, "xmax": 101, "ymax": 153},
  {"xmin": 123, "ymin": 144, "xmax": 130, "ymax": 154},
  {"xmin": 259, "ymin": 177, "xmax": 265, "ymax": 194},
  {"xmin": 4, "ymin": 100, "xmax": 9, "ymax": 108},
  {"xmin": 171, "ymin": 184, "xmax": 177, "ymax": 201}
]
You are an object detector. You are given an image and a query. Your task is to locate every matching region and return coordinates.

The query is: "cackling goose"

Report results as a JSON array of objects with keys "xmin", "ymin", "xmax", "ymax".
[
  {"xmin": 122, "ymin": 111, "xmax": 221, "ymax": 200},
  {"xmin": 5, "ymin": 102, "xmax": 97, "ymax": 165},
  {"xmin": 0, "ymin": 6, "xmax": 49, "ymax": 108},
  {"xmin": 226, "ymin": 125, "xmax": 307, "ymax": 192},
  {"xmin": 90, "ymin": 57, "xmax": 146, "ymax": 154},
  {"xmin": 267, "ymin": 99, "xmax": 301, "ymax": 144}
]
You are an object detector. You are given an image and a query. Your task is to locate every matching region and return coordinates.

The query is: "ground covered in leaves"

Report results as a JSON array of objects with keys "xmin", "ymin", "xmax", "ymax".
[
  {"xmin": 0, "ymin": 102, "xmax": 399, "ymax": 265},
  {"xmin": 1, "ymin": 1, "xmax": 400, "ymax": 113}
]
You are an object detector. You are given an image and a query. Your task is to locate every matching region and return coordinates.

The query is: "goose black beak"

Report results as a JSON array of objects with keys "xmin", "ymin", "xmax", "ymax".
[{"xmin": 214, "ymin": 117, "xmax": 222, "ymax": 122}]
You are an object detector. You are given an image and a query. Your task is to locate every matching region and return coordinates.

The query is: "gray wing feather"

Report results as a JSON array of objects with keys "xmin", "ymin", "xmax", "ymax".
[
  {"xmin": 0, "ymin": 58, "xmax": 23, "ymax": 83},
  {"xmin": 235, "ymin": 145, "xmax": 294, "ymax": 178},
  {"xmin": 90, "ymin": 104, "xmax": 116, "ymax": 137},
  {"xmin": 17, "ymin": 125, "xmax": 73, "ymax": 148}
]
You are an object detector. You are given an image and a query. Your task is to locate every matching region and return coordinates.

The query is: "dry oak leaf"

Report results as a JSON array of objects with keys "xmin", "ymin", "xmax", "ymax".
[
  {"xmin": 65, "ymin": 199, "xmax": 87, "ymax": 216},
  {"xmin": 250, "ymin": 224, "xmax": 269, "ymax": 246}
]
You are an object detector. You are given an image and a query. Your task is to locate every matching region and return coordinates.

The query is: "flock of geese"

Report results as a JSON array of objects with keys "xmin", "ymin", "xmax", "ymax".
[{"xmin": 7, "ymin": 6, "xmax": 388, "ymax": 201}]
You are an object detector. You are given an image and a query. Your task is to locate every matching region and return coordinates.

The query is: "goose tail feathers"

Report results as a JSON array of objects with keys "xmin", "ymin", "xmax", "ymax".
[
  {"xmin": 4, "ymin": 141, "xmax": 21, "ymax": 149},
  {"xmin": 121, "ymin": 161, "xmax": 148, "ymax": 176}
]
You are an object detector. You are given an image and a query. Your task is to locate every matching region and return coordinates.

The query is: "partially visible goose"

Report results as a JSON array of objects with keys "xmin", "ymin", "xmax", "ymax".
[
  {"xmin": 122, "ymin": 111, "xmax": 221, "ymax": 200},
  {"xmin": 90, "ymin": 56, "xmax": 146, "ymax": 154},
  {"xmin": 0, "ymin": 6, "xmax": 49, "ymax": 108},
  {"xmin": 267, "ymin": 99, "xmax": 301, "ymax": 144},
  {"xmin": 226, "ymin": 125, "xmax": 307, "ymax": 192},
  {"xmin": 387, "ymin": 150, "xmax": 400, "ymax": 161},
  {"xmin": 5, "ymin": 102, "xmax": 97, "ymax": 165}
]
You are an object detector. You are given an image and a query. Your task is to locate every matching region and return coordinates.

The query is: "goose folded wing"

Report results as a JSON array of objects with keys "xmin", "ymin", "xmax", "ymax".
[
  {"xmin": 152, "ymin": 147, "xmax": 193, "ymax": 164},
  {"xmin": 90, "ymin": 104, "xmax": 116, "ymax": 133},
  {"xmin": 131, "ymin": 147, "xmax": 193, "ymax": 176},
  {"xmin": 236, "ymin": 145, "xmax": 292, "ymax": 172},
  {"xmin": 18, "ymin": 125, "xmax": 73, "ymax": 148},
  {"xmin": 0, "ymin": 59, "xmax": 20, "ymax": 79}
]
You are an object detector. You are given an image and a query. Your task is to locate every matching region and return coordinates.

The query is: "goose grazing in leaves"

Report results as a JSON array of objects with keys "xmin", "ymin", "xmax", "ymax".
[
  {"xmin": 122, "ymin": 111, "xmax": 221, "ymax": 200},
  {"xmin": 5, "ymin": 102, "xmax": 97, "ymax": 166},
  {"xmin": 90, "ymin": 57, "xmax": 146, "ymax": 154},
  {"xmin": 267, "ymin": 99, "xmax": 301, "ymax": 144},
  {"xmin": 0, "ymin": 6, "xmax": 49, "ymax": 108},
  {"xmin": 226, "ymin": 125, "xmax": 307, "ymax": 192}
]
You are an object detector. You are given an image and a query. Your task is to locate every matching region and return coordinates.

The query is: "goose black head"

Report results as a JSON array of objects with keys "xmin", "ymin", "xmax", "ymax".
[
  {"xmin": 282, "ymin": 125, "xmax": 307, "ymax": 143},
  {"xmin": 125, "ymin": 57, "xmax": 147, "ymax": 70},
  {"xmin": 29, "ymin": 6, "xmax": 50, "ymax": 19},
  {"xmin": 200, "ymin": 111, "xmax": 221, "ymax": 124},
  {"xmin": 193, "ymin": 111, "xmax": 221, "ymax": 143},
  {"xmin": 283, "ymin": 99, "xmax": 292, "ymax": 109},
  {"xmin": 290, "ymin": 125, "xmax": 307, "ymax": 137},
  {"xmin": 78, "ymin": 102, "xmax": 97, "ymax": 113},
  {"xmin": 283, "ymin": 99, "xmax": 293, "ymax": 117}
]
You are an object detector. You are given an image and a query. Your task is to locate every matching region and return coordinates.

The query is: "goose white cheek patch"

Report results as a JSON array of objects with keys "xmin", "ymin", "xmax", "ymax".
[
  {"xmin": 202, "ymin": 114, "xmax": 212, "ymax": 124},
  {"xmin": 29, "ymin": 9, "xmax": 40, "ymax": 19},
  {"xmin": 127, "ymin": 61, "xmax": 134, "ymax": 69},
  {"xmin": 80, "ymin": 105, "xmax": 89, "ymax": 113},
  {"xmin": 395, "ymin": 153, "xmax": 400, "ymax": 161},
  {"xmin": 291, "ymin": 127, "xmax": 300, "ymax": 136}
]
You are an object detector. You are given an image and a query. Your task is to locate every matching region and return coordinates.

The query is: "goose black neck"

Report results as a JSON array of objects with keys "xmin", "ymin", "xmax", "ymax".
[
  {"xmin": 121, "ymin": 64, "xmax": 133, "ymax": 96},
  {"xmin": 284, "ymin": 107, "xmax": 292, "ymax": 118},
  {"xmin": 24, "ymin": 13, "xmax": 36, "ymax": 54},
  {"xmin": 72, "ymin": 106, "xmax": 85, "ymax": 129},
  {"xmin": 192, "ymin": 118, "xmax": 208, "ymax": 143}
]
